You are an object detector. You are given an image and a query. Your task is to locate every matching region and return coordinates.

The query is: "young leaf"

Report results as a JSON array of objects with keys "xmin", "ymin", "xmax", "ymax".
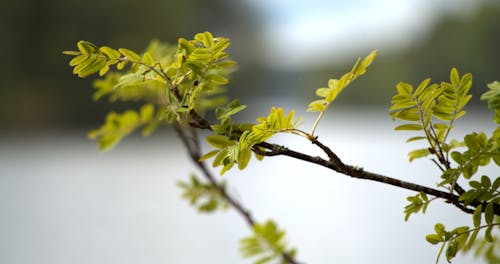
[
  {"xmin": 100, "ymin": 46, "xmax": 121, "ymax": 60},
  {"xmin": 206, "ymin": 134, "xmax": 232, "ymax": 148},
  {"xmin": 426, "ymin": 234, "xmax": 443, "ymax": 245},
  {"xmin": 395, "ymin": 124, "xmax": 423, "ymax": 131},
  {"xmin": 408, "ymin": 148, "xmax": 431, "ymax": 162},
  {"xmin": 119, "ymin": 48, "xmax": 142, "ymax": 62},
  {"xmin": 473, "ymin": 205, "xmax": 482, "ymax": 228},
  {"xmin": 77, "ymin": 40, "xmax": 98, "ymax": 54},
  {"xmin": 485, "ymin": 202, "xmax": 494, "ymax": 224}
]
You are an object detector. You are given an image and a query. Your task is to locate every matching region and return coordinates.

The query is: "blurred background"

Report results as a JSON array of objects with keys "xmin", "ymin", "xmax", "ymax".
[{"xmin": 1, "ymin": 0, "xmax": 499, "ymax": 263}]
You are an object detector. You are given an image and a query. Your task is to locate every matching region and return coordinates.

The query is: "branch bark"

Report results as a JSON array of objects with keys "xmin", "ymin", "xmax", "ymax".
[
  {"xmin": 254, "ymin": 142, "xmax": 499, "ymax": 215},
  {"xmin": 184, "ymin": 108, "xmax": 499, "ymax": 216}
]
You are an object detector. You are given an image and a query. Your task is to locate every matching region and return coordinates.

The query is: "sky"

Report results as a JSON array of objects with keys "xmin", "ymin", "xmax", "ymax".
[{"xmin": 243, "ymin": 0, "xmax": 485, "ymax": 69}]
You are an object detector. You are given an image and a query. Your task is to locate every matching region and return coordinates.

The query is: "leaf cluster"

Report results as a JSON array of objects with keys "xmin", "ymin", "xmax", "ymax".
[
  {"xmin": 240, "ymin": 220, "xmax": 297, "ymax": 264},
  {"xmin": 202, "ymin": 107, "xmax": 301, "ymax": 175},
  {"xmin": 390, "ymin": 68, "xmax": 472, "ymax": 163},
  {"xmin": 177, "ymin": 174, "xmax": 229, "ymax": 213},
  {"xmin": 425, "ymin": 223, "xmax": 472, "ymax": 263},
  {"xmin": 459, "ymin": 176, "xmax": 500, "ymax": 208},
  {"xmin": 307, "ymin": 50, "xmax": 377, "ymax": 113},
  {"xmin": 88, "ymin": 104, "xmax": 156, "ymax": 150},
  {"xmin": 481, "ymin": 81, "xmax": 500, "ymax": 124},
  {"xmin": 307, "ymin": 50, "xmax": 377, "ymax": 135},
  {"xmin": 391, "ymin": 68, "xmax": 500, "ymax": 263},
  {"xmin": 442, "ymin": 132, "xmax": 500, "ymax": 185},
  {"xmin": 404, "ymin": 192, "xmax": 431, "ymax": 221},
  {"xmin": 64, "ymin": 32, "xmax": 237, "ymax": 151},
  {"xmin": 426, "ymin": 212, "xmax": 499, "ymax": 264}
]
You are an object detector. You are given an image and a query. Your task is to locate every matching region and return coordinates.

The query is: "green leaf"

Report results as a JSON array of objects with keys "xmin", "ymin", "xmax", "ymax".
[
  {"xmin": 213, "ymin": 149, "xmax": 228, "ymax": 167},
  {"xmin": 69, "ymin": 54, "xmax": 88, "ymax": 66},
  {"xmin": 485, "ymin": 202, "xmax": 494, "ymax": 224},
  {"xmin": 481, "ymin": 175, "xmax": 492, "ymax": 188},
  {"xmin": 99, "ymin": 65, "xmax": 110, "ymax": 76},
  {"xmin": 426, "ymin": 234, "xmax": 443, "ymax": 245},
  {"xmin": 178, "ymin": 38, "xmax": 195, "ymax": 53},
  {"xmin": 473, "ymin": 205, "xmax": 482, "ymax": 228},
  {"xmin": 450, "ymin": 68, "xmax": 460, "ymax": 86},
  {"xmin": 451, "ymin": 151, "xmax": 464, "ymax": 165},
  {"xmin": 406, "ymin": 136, "xmax": 427, "ymax": 143},
  {"xmin": 352, "ymin": 49, "xmax": 377, "ymax": 76},
  {"xmin": 195, "ymin": 31, "xmax": 214, "ymax": 47},
  {"xmin": 446, "ymin": 241, "xmax": 459, "ymax": 262},
  {"xmin": 434, "ymin": 223, "xmax": 446, "ymax": 237},
  {"xmin": 212, "ymin": 38, "xmax": 231, "ymax": 54},
  {"xmin": 77, "ymin": 40, "xmax": 98, "ymax": 54},
  {"xmin": 465, "ymin": 228, "xmax": 480, "ymax": 250},
  {"xmin": 394, "ymin": 109, "xmax": 420, "ymax": 121},
  {"xmin": 78, "ymin": 57, "xmax": 107, "ymax": 78},
  {"xmin": 307, "ymin": 99, "xmax": 327, "ymax": 112},
  {"xmin": 178, "ymin": 174, "xmax": 228, "ymax": 213},
  {"xmin": 414, "ymin": 78, "xmax": 432, "ymax": 97},
  {"xmin": 119, "ymin": 48, "xmax": 142, "ymax": 61},
  {"xmin": 408, "ymin": 148, "xmax": 431, "ymax": 162},
  {"xmin": 315, "ymin": 87, "xmax": 329, "ymax": 97},
  {"xmin": 206, "ymin": 134, "xmax": 232, "ymax": 148},
  {"xmin": 240, "ymin": 220, "xmax": 296, "ymax": 264},
  {"xmin": 62, "ymin": 50, "xmax": 81, "ymax": 56},
  {"xmin": 99, "ymin": 46, "xmax": 121, "ymax": 60},
  {"xmin": 394, "ymin": 124, "xmax": 423, "ymax": 131},
  {"xmin": 237, "ymin": 147, "xmax": 252, "ymax": 170},
  {"xmin": 220, "ymin": 160, "xmax": 235, "ymax": 175},
  {"xmin": 140, "ymin": 104, "xmax": 154, "ymax": 122},
  {"xmin": 492, "ymin": 177, "xmax": 500, "ymax": 190},
  {"xmin": 396, "ymin": 82, "xmax": 413, "ymax": 95},
  {"xmin": 208, "ymin": 74, "xmax": 229, "ymax": 85},
  {"xmin": 116, "ymin": 60, "xmax": 128, "ymax": 70},
  {"xmin": 485, "ymin": 225, "xmax": 494, "ymax": 242},
  {"xmin": 200, "ymin": 150, "xmax": 219, "ymax": 161},
  {"xmin": 218, "ymin": 104, "xmax": 246, "ymax": 120},
  {"xmin": 142, "ymin": 51, "xmax": 155, "ymax": 66}
]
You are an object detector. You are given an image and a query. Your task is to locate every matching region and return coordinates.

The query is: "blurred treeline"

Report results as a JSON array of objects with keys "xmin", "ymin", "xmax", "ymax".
[
  {"xmin": 1, "ymin": 0, "xmax": 499, "ymax": 130},
  {"xmin": 300, "ymin": 3, "xmax": 500, "ymax": 110}
]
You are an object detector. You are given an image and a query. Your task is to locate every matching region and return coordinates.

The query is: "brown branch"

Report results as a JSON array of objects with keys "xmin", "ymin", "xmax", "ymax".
[
  {"xmin": 183, "ymin": 108, "xmax": 498, "ymax": 216},
  {"xmin": 173, "ymin": 125, "xmax": 301, "ymax": 264},
  {"xmin": 254, "ymin": 142, "xmax": 499, "ymax": 215}
]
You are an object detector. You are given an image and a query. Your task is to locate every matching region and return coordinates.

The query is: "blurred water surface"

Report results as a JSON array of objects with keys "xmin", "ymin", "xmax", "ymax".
[{"xmin": 0, "ymin": 110, "xmax": 496, "ymax": 264}]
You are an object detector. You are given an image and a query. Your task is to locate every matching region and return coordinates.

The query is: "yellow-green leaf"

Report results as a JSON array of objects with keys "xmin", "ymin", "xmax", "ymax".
[
  {"xmin": 237, "ymin": 148, "xmax": 252, "ymax": 170},
  {"xmin": 99, "ymin": 46, "xmax": 121, "ymax": 60},
  {"xmin": 119, "ymin": 48, "xmax": 141, "ymax": 62},
  {"xmin": 69, "ymin": 54, "xmax": 88, "ymax": 66},
  {"xmin": 426, "ymin": 234, "xmax": 442, "ymax": 245},
  {"xmin": 408, "ymin": 148, "xmax": 430, "ymax": 162},
  {"xmin": 394, "ymin": 124, "xmax": 423, "ymax": 131},
  {"xmin": 200, "ymin": 150, "xmax": 219, "ymax": 161},
  {"xmin": 99, "ymin": 65, "xmax": 110, "ymax": 76},
  {"xmin": 307, "ymin": 99, "xmax": 326, "ymax": 112},
  {"xmin": 77, "ymin": 41, "xmax": 98, "ymax": 54},
  {"xmin": 206, "ymin": 135, "xmax": 232, "ymax": 148},
  {"xmin": 142, "ymin": 51, "xmax": 155, "ymax": 66}
]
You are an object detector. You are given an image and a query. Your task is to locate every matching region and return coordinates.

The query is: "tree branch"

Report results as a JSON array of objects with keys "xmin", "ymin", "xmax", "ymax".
[
  {"xmin": 183, "ymin": 107, "xmax": 499, "ymax": 216},
  {"xmin": 254, "ymin": 142, "xmax": 498, "ymax": 215}
]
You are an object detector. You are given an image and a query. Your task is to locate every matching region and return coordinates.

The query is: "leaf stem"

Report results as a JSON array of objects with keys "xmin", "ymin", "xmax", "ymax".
[{"xmin": 310, "ymin": 106, "xmax": 327, "ymax": 136}]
